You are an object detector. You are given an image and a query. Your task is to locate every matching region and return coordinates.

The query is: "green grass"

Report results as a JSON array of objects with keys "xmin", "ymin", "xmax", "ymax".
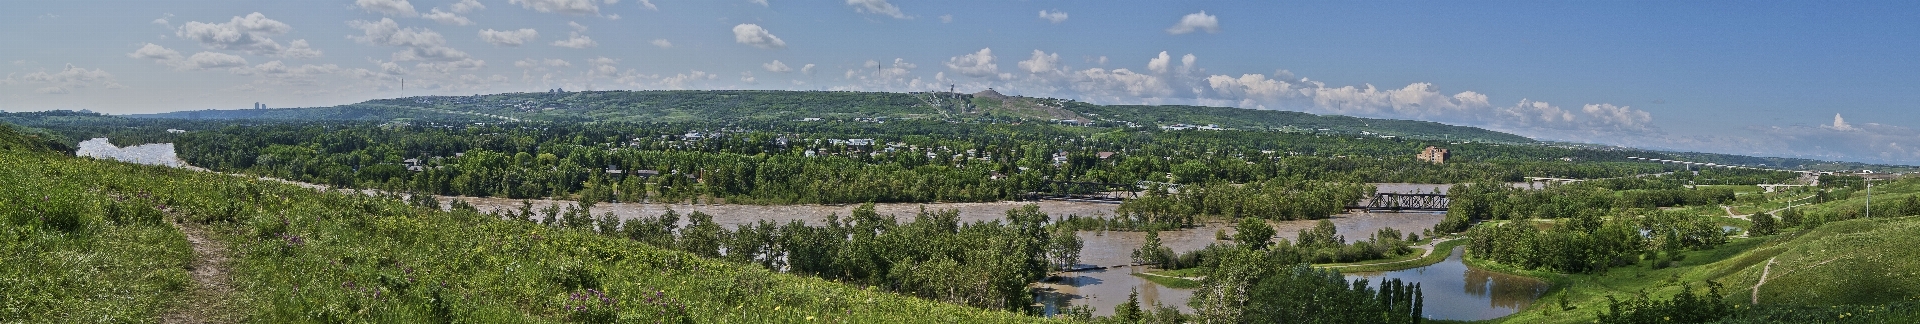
[
  {"xmin": 1469, "ymin": 215, "xmax": 1920, "ymax": 323},
  {"xmin": 1, "ymin": 150, "xmax": 195, "ymax": 321},
  {"xmin": 1132, "ymin": 272, "xmax": 1201, "ymax": 289},
  {"xmin": 0, "ymin": 133, "xmax": 1051, "ymax": 322},
  {"xmin": 1318, "ymin": 239, "xmax": 1465, "ymax": 273},
  {"xmin": 1702, "ymin": 185, "xmax": 1764, "ymax": 194}
]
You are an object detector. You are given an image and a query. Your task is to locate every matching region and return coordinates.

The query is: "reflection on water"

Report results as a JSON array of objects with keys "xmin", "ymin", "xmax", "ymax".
[
  {"xmin": 1034, "ymin": 266, "xmax": 1194, "ymax": 316},
  {"xmin": 1041, "ymin": 211, "xmax": 1447, "ymax": 316},
  {"xmin": 1348, "ymin": 246, "xmax": 1548, "ymax": 321}
]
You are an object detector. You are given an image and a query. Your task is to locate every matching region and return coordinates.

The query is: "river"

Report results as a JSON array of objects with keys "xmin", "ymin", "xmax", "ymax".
[
  {"xmin": 80, "ymin": 139, "xmax": 1543, "ymax": 319},
  {"xmin": 418, "ymin": 184, "xmax": 1477, "ymax": 316}
]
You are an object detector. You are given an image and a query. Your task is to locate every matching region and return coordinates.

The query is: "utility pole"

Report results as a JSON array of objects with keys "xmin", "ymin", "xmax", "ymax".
[{"xmin": 1867, "ymin": 178, "xmax": 1874, "ymax": 218}]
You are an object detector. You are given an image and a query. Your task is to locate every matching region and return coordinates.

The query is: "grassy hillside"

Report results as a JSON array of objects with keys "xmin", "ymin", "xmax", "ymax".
[
  {"xmin": 117, "ymin": 89, "xmax": 1538, "ymax": 144},
  {"xmin": 0, "ymin": 124, "xmax": 1046, "ymax": 323},
  {"xmin": 1483, "ymin": 178, "xmax": 1920, "ymax": 323},
  {"xmin": 1065, "ymin": 103, "xmax": 1535, "ymax": 143},
  {"xmin": 126, "ymin": 104, "xmax": 501, "ymax": 123}
]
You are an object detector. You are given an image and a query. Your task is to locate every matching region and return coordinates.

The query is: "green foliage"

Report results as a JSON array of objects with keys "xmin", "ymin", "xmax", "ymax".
[
  {"xmin": 0, "ymin": 151, "xmax": 192, "ymax": 321},
  {"xmin": 1594, "ymin": 282, "xmax": 1734, "ymax": 324},
  {"xmin": 1749, "ymin": 212, "xmax": 1778, "ymax": 236},
  {"xmin": 1189, "ymin": 249, "xmax": 1424, "ymax": 324},
  {"xmin": 1066, "ymin": 101, "xmax": 1534, "ymax": 143},
  {"xmin": 1132, "ymin": 230, "xmax": 1175, "ymax": 266},
  {"xmin": 1233, "ymin": 217, "xmax": 1275, "ymax": 250},
  {"xmin": 1468, "ymin": 217, "xmax": 1649, "ymax": 273},
  {"xmin": 1117, "ymin": 180, "xmax": 1371, "ymax": 227},
  {"xmin": 0, "ymin": 122, "xmax": 74, "ymax": 154},
  {"xmin": 0, "ymin": 133, "xmax": 1049, "ymax": 322},
  {"xmin": 1243, "ymin": 265, "xmax": 1424, "ymax": 324},
  {"xmin": 1113, "ymin": 289, "xmax": 1143, "ymax": 323}
]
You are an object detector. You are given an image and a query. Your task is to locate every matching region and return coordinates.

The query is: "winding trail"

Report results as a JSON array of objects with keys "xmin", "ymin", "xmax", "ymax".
[
  {"xmin": 159, "ymin": 219, "xmax": 240, "ymax": 324},
  {"xmin": 1745, "ymin": 256, "xmax": 1842, "ymax": 306},
  {"xmin": 1752, "ymin": 257, "xmax": 1776, "ymax": 305}
]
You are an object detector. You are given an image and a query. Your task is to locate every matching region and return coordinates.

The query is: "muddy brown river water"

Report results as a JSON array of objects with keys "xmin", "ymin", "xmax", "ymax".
[
  {"xmin": 89, "ymin": 139, "xmax": 1542, "ymax": 320},
  {"xmin": 451, "ymin": 183, "xmax": 1466, "ymax": 317}
]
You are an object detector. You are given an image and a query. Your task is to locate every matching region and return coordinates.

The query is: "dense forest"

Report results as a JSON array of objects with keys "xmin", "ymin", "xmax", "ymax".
[{"xmin": 8, "ymin": 109, "xmax": 1759, "ymax": 206}]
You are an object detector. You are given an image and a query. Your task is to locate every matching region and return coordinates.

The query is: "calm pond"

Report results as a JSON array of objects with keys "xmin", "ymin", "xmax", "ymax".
[{"xmin": 1346, "ymin": 246, "xmax": 1550, "ymax": 321}]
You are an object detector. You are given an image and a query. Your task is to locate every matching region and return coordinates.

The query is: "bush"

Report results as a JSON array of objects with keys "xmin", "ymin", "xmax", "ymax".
[{"xmin": 1750, "ymin": 212, "xmax": 1778, "ymax": 236}]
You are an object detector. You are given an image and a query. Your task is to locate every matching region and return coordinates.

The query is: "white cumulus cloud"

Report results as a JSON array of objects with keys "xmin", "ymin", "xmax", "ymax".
[
  {"xmin": 650, "ymin": 39, "xmax": 673, "ymax": 48},
  {"xmin": 1166, "ymin": 11, "xmax": 1220, "ymax": 35},
  {"xmin": 763, "ymin": 60, "xmax": 792, "ymax": 73},
  {"xmin": 510, "ymin": 0, "xmax": 600, "ymax": 15},
  {"xmin": 732, "ymin": 24, "xmax": 786, "ymax": 49},
  {"xmin": 514, "ymin": 58, "xmax": 572, "ymax": 68},
  {"xmin": 178, "ymin": 52, "xmax": 248, "ymax": 70},
  {"xmin": 128, "ymin": 43, "xmax": 183, "ymax": 61},
  {"xmin": 356, "ymin": 0, "xmax": 419, "ymax": 17},
  {"xmin": 846, "ymin": 0, "xmax": 908, "ymax": 19},
  {"xmin": 478, "ymin": 28, "xmax": 540, "ymax": 47},
  {"xmin": 451, "ymin": 0, "xmax": 487, "ymax": 13},
  {"xmin": 1017, "ymin": 50, "xmax": 1061, "ymax": 74},
  {"xmin": 423, "ymin": 9, "xmax": 474, "ymax": 26},
  {"xmin": 551, "ymin": 33, "xmax": 597, "ymax": 48},
  {"xmin": 175, "ymin": 12, "xmax": 319, "ymax": 58},
  {"xmin": 1146, "ymin": 51, "xmax": 1172, "ymax": 74},
  {"xmin": 6, "ymin": 64, "xmax": 123, "ymax": 91},
  {"xmin": 349, "ymin": 18, "xmax": 470, "ymax": 61},
  {"xmin": 945, "ymin": 48, "xmax": 999, "ymax": 78},
  {"xmin": 1039, "ymin": 10, "xmax": 1068, "ymax": 24}
]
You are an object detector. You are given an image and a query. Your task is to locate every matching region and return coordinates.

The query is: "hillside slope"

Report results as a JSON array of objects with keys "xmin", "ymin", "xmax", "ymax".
[
  {"xmin": 122, "ymin": 90, "xmax": 1535, "ymax": 143},
  {"xmin": 1486, "ymin": 180, "xmax": 1920, "ymax": 323},
  {"xmin": 0, "ymin": 126, "xmax": 1048, "ymax": 323}
]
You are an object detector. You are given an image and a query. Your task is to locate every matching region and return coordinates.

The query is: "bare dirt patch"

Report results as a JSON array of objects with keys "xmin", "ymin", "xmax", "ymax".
[{"xmin": 159, "ymin": 221, "xmax": 241, "ymax": 324}]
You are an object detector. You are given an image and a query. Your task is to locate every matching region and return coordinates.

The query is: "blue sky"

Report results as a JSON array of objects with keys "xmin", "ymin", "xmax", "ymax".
[{"xmin": 5, "ymin": 1, "xmax": 1920, "ymax": 164}]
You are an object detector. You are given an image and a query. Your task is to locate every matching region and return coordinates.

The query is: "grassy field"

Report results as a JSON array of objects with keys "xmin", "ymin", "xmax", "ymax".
[
  {"xmin": 1479, "ymin": 177, "xmax": 1920, "ymax": 323},
  {"xmin": 1317, "ymin": 239, "xmax": 1463, "ymax": 273},
  {"xmin": 0, "ymin": 126, "xmax": 1048, "ymax": 323}
]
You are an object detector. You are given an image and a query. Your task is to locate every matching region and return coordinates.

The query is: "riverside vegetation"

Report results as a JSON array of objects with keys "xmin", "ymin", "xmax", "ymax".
[
  {"xmin": 11, "ymin": 88, "xmax": 1920, "ymax": 323},
  {"xmin": 0, "ymin": 120, "xmax": 1419, "ymax": 323},
  {"xmin": 0, "ymin": 124, "xmax": 1047, "ymax": 322}
]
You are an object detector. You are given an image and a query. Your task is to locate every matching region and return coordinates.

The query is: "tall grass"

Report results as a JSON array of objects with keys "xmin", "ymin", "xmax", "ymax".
[
  {"xmin": 2, "ymin": 136, "xmax": 1049, "ymax": 322},
  {"xmin": 1, "ymin": 149, "xmax": 193, "ymax": 321}
]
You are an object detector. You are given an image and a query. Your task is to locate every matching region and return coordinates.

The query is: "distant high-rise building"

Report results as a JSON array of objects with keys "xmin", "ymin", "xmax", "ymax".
[{"xmin": 1417, "ymin": 146, "xmax": 1450, "ymax": 164}]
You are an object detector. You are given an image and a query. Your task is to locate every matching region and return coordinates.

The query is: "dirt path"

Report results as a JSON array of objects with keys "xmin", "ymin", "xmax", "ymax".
[
  {"xmin": 1748, "ymin": 256, "xmax": 1842, "ymax": 305},
  {"xmin": 1721, "ymin": 205, "xmax": 1748, "ymax": 219},
  {"xmin": 159, "ymin": 221, "xmax": 241, "ymax": 324},
  {"xmin": 1752, "ymin": 257, "xmax": 1775, "ymax": 305}
]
